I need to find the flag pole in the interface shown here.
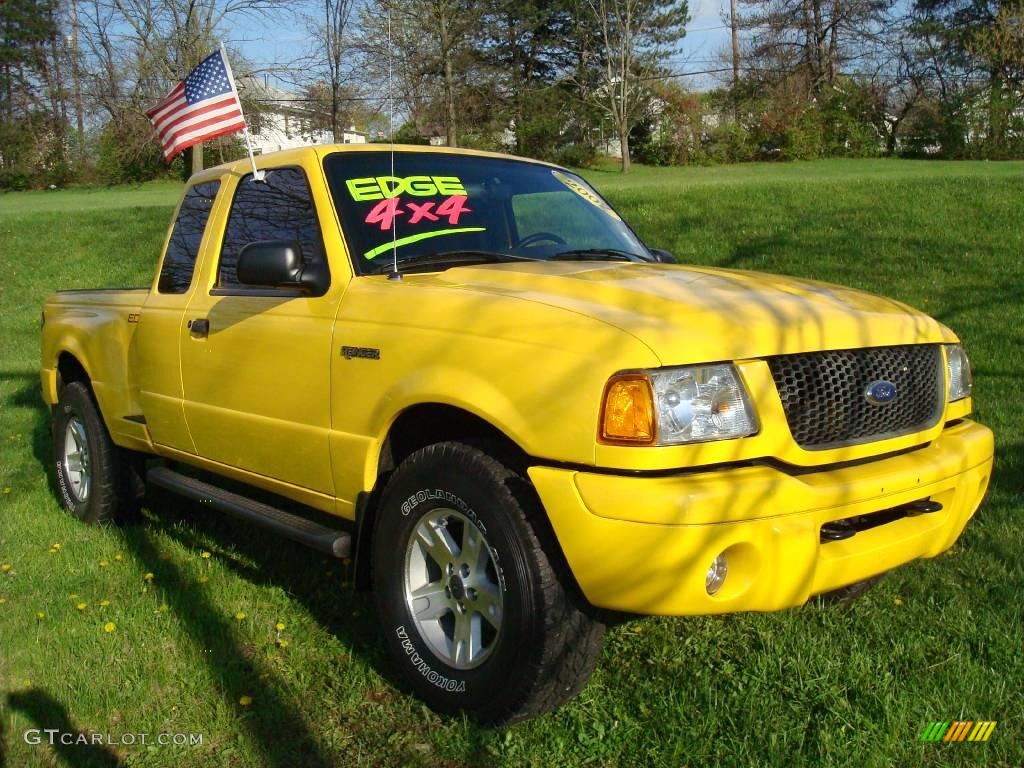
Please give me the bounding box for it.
[220,41,264,182]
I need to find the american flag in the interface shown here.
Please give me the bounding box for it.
[146,49,246,161]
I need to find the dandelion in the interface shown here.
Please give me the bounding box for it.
[239,695,253,706]
[0,597,7,605]
[103,622,116,633]
[35,611,45,621]
[200,551,211,559]
[99,559,109,568]
[143,573,154,582]
[48,548,58,555]
[1,564,10,573]
[894,598,904,606]
[277,639,289,649]
[197,575,209,584]
[76,603,87,611]
[51,543,62,551]
[99,599,110,607]
[2,488,10,494]
[275,622,285,631]
[235,612,247,621]
[114,554,123,562]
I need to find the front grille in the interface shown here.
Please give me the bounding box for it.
[768,345,944,450]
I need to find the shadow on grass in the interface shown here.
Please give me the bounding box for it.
[115,512,345,767]
[7,689,123,767]
[3,371,63,501]
[3,377,383,765]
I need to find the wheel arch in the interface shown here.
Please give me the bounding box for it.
[57,351,92,392]
[353,402,532,591]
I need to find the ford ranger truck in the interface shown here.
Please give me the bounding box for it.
[40,146,994,724]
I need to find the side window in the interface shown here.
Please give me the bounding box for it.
[158,181,220,294]
[217,168,326,290]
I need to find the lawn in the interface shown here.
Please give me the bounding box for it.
[1,159,1022,767]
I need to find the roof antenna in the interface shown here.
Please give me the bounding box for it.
[386,8,402,281]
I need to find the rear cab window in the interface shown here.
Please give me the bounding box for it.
[158,181,220,294]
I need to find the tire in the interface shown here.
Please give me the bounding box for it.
[371,441,605,724]
[52,381,142,524]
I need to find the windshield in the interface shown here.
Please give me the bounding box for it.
[322,150,648,274]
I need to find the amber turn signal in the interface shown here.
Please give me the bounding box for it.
[600,374,656,444]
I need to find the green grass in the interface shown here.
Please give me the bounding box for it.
[1,159,1022,766]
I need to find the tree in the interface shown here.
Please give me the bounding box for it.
[77,0,286,173]
[300,0,356,140]
[908,0,1024,155]
[576,0,689,171]
[360,0,482,147]
[0,0,69,186]
[473,0,575,155]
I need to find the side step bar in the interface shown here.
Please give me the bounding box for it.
[147,467,352,558]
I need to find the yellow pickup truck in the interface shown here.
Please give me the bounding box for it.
[40,145,993,724]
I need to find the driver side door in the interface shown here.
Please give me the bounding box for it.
[178,166,338,496]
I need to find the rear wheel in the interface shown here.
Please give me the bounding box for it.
[372,441,604,724]
[52,382,142,524]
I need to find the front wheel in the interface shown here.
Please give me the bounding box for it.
[52,382,142,524]
[372,442,604,724]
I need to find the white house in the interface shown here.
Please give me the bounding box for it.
[237,76,367,154]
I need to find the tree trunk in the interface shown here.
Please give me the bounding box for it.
[619,121,631,172]
[69,0,85,161]
[192,142,204,175]
[730,0,740,88]
[444,53,457,147]
[828,0,839,84]
[988,71,1006,153]
[885,123,898,155]
[331,85,339,140]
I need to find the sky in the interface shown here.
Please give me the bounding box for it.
[225,0,735,96]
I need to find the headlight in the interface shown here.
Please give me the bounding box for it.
[600,364,758,446]
[946,344,972,401]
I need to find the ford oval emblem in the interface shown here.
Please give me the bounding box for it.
[865,380,898,406]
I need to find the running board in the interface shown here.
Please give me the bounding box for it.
[147,467,352,558]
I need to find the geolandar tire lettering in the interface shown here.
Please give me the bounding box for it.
[372,441,605,725]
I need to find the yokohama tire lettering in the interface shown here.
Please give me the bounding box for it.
[396,626,466,692]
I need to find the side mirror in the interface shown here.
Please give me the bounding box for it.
[237,240,303,287]
[648,248,676,264]
[236,240,328,295]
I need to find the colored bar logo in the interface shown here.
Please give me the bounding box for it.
[920,721,997,742]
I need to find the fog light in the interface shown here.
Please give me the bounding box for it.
[705,554,728,595]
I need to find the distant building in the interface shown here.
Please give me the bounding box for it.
[237,76,367,154]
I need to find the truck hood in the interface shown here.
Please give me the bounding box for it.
[437,262,955,364]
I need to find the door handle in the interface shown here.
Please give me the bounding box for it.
[188,318,210,337]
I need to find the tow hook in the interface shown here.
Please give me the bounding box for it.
[820,498,944,543]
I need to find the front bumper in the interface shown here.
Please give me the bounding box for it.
[529,419,993,615]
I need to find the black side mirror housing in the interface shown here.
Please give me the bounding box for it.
[237,240,328,295]
[648,248,676,264]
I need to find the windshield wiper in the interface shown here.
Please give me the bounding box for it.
[551,248,652,263]
[368,250,541,274]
